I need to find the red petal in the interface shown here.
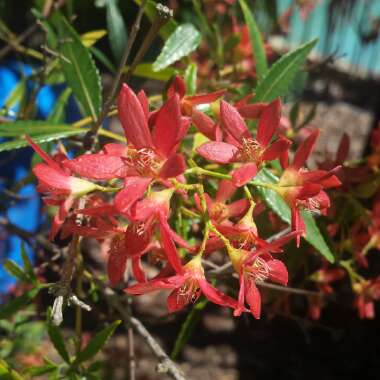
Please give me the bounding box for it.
[185,89,226,105]
[220,101,251,143]
[167,75,186,99]
[336,133,350,163]
[192,110,216,140]
[126,276,181,295]
[245,279,261,319]
[237,103,267,119]
[26,135,64,173]
[132,257,147,283]
[159,153,186,179]
[137,89,149,119]
[199,278,238,309]
[153,94,181,157]
[291,207,305,247]
[256,99,281,147]
[63,154,127,180]
[261,137,291,162]
[114,176,151,214]
[292,129,320,170]
[33,163,71,193]
[231,163,258,187]
[103,143,127,156]
[227,199,250,218]
[197,141,238,164]
[49,196,74,240]
[167,287,194,313]
[267,259,288,285]
[297,183,322,200]
[215,179,237,202]
[159,215,184,274]
[118,84,153,149]
[125,223,152,256]
[234,272,246,317]
[108,249,128,286]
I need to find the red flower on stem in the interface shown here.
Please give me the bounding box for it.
[197,99,291,186]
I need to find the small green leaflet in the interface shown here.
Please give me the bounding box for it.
[254,39,317,102]
[48,323,71,363]
[153,24,201,72]
[55,13,102,120]
[0,287,40,320]
[73,320,121,365]
[254,168,335,262]
[239,0,268,82]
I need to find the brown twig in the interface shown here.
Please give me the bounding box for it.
[84,0,148,150]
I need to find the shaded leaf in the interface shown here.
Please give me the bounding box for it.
[21,243,37,283]
[4,260,29,283]
[74,320,121,365]
[153,24,201,72]
[48,88,72,123]
[184,63,197,95]
[254,39,317,102]
[0,287,40,320]
[106,0,127,62]
[0,128,88,153]
[128,63,176,81]
[48,324,71,363]
[239,0,268,82]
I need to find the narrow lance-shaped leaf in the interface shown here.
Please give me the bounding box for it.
[239,0,268,82]
[254,38,317,102]
[4,260,30,283]
[74,320,121,365]
[184,63,197,95]
[55,13,102,120]
[106,0,127,62]
[48,87,72,123]
[0,287,40,319]
[254,168,335,263]
[48,323,71,363]
[153,24,201,72]
[21,242,37,283]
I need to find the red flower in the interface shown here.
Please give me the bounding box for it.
[194,179,249,224]
[228,232,297,318]
[126,254,238,313]
[26,135,99,239]
[197,99,291,186]
[273,130,341,246]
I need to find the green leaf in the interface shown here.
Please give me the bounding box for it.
[254,39,317,102]
[0,288,40,320]
[4,260,29,283]
[153,24,201,72]
[4,80,27,109]
[48,88,72,123]
[25,364,57,376]
[255,169,290,223]
[106,0,127,62]
[134,0,177,40]
[0,128,88,153]
[21,243,36,282]
[301,211,335,263]
[171,297,208,359]
[184,63,197,95]
[254,168,335,262]
[55,13,102,120]
[239,0,268,82]
[130,63,176,81]
[0,120,77,137]
[48,324,70,363]
[74,320,121,365]
[0,360,24,380]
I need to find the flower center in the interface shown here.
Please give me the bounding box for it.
[210,202,229,222]
[241,138,263,163]
[125,148,162,177]
[246,256,270,282]
[177,278,200,304]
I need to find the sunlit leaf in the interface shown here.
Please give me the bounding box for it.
[153,24,201,72]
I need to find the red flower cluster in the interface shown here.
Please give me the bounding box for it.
[29,77,339,319]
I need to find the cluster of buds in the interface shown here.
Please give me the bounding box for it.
[29,76,341,319]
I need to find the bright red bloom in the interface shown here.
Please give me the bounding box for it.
[274,130,341,246]
[126,254,238,313]
[26,135,99,239]
[197,99,291,186]
[194,179,249,224]
[227,232,297,318]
